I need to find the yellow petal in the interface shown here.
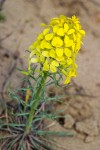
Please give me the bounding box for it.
[37,33,43,40]
[45,33,54,41]
[40,40,46,49]
[52,36,63,47]
[50,49,55,58]
[60,60,66,64]
[60,15,66,24]
[45,42,52,49]
[40,55,44,62]
[73,33,77,41]
[72,42,75,51]
[30,50,36,58]
[57,28,64,36]
[51,60,59,67]
[75,24,81,30]
[50,18,60,25]
[56,48,63,57]
[75,42,81,51]
[64,77,70,84]
[42,51,49,57]
[30,58,38,63]
[77,33,82,39]
[43,28,50,35]
[64,35,69,45]
[67,58,72,65]
[64,36,73,47]
[62,69,67,76]
[67,29,75,35]
[53,25,59,33]
[50,64,57,72]
[60,15,67,21]
[64,48,72,57]
[56,56,64,61]
[79,30,86,36]
[43,60,49,71]
[69,70,76,77]
[36,45,41,51]
[64,23,69,33]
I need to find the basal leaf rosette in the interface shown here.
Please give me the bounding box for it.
[29,15,85,84]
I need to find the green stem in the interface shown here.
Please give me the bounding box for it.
[25,72,47,135]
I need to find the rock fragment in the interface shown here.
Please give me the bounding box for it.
[64,114,75,129]
[85,136,95,143]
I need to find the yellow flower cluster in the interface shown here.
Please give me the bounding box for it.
[29,15,85,84]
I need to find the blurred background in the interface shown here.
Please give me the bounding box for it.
[0,0,100,149]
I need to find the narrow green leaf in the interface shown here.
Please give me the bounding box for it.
[36,130,74,137]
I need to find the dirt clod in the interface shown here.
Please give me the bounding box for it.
[76,119,99,136]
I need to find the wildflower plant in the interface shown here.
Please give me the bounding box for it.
[25,14,85,141]
[0,15,85,150]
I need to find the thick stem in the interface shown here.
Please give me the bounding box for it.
[25,72,47,135]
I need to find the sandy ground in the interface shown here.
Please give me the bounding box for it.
[0,0,100,149]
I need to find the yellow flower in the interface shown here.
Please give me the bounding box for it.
[29,15,85,84]
[71,15,79,24]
